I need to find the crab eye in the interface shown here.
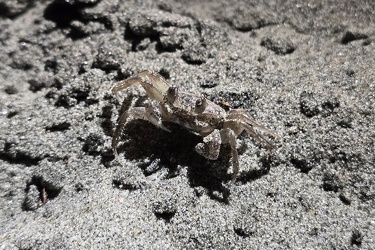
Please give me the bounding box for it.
[166,86,178,104]
[195,97,207,114]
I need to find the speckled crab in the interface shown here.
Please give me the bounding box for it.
[112,70,279,180]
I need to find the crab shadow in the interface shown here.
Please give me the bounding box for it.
[116,120,232,199]
[116,120,272,202]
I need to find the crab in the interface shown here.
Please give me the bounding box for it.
[111,70,279,180]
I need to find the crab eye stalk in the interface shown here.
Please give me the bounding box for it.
[166,86,178,104]
[195,97,207,114]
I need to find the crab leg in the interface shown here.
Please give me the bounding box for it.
[223,119,275,149]
[112,107,146,158]
[240,121,275,149]
[220,128,239,181]
[112,104,170,159]
[227,109,279,139]
[111,70,170,103]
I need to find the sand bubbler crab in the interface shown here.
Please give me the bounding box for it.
[112,70,279,180]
